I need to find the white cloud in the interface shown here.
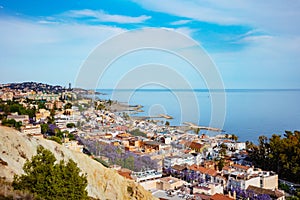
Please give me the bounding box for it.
[63,9,151,24]
[0,17,125,85]
[240,35,273,43]
[132,0,300,35]
[37,20,59,24]
[0,17,125,47]
[230,30,274,44]
[170,20,192,26]
[132,0,242,25]
[157,26,197,38]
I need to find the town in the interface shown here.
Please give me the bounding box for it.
[0,82,288,200]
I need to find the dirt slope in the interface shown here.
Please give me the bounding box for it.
[0,126,156,200]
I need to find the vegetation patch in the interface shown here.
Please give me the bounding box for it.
[249,131,300,184]
[13,145,88,200]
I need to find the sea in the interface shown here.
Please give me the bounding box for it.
[96,89,300,143]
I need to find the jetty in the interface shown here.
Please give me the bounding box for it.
[158,114,173,119]
[183,122,222,132]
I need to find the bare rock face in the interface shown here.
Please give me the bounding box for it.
[0,126,156,200]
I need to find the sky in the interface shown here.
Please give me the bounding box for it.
[0,0,300,89]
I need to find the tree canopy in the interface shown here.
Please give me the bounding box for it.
[13,145,88,200]
[64,102,72,110]
[0,100,36,118]
[1,118,22,130]
[66,122,76,128]
[249,131,300,184]
[129,128,147,137]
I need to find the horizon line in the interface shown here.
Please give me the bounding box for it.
[94,88,300,91]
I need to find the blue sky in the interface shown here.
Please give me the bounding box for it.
[1,0,300,89]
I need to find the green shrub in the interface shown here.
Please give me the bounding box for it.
[13,146,88,200]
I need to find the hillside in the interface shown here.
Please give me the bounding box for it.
[0,126,156,200]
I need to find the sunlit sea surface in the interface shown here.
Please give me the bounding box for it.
[96,89,300,143]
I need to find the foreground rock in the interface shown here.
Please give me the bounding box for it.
[0,126,156,200]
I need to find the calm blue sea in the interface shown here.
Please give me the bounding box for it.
[96,89,300,143]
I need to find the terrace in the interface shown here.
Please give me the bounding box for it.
[131,169,162,182]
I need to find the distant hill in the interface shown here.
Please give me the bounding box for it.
[0,126,156,200]
[1,81,66,93]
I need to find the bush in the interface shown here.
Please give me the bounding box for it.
[68,133,76,140]
[48,136,62,144]
[1,118,22,131]
[130,129,147,137]
[13,146,88,200]
[66,123,76,128]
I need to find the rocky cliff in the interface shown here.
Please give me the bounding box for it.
[0,126,156,200]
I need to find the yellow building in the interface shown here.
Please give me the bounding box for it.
[35,109,50,121]
[156,176,186,190]
[260,171,278,190]
[21,124,41,135]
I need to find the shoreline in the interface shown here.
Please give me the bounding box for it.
[108,100,223,132]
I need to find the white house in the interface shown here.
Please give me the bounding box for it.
[163,154,195,169]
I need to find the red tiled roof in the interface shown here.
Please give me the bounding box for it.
[188,164,207,174]
[184,149,191,153]
[188,165,217,176]
[194,193,211,200]
[247,185,284,198]
[233,164,250,170]
[204,160,215,165]
[172,164,187,171]
[206,169,218,176]
[116,133,131,138]
[188,164,197,170]
[222,166,230,171]
[211,193,234,200]
[188,142,203,150]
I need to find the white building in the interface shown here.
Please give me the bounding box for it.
[235,142,246,150]
[194,183,224,195]
[227,172,261,190]
[163,154,195,169]
[226,165,278,191]
[131,169,162,183]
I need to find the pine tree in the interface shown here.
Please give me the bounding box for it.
[13,145,88,200]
